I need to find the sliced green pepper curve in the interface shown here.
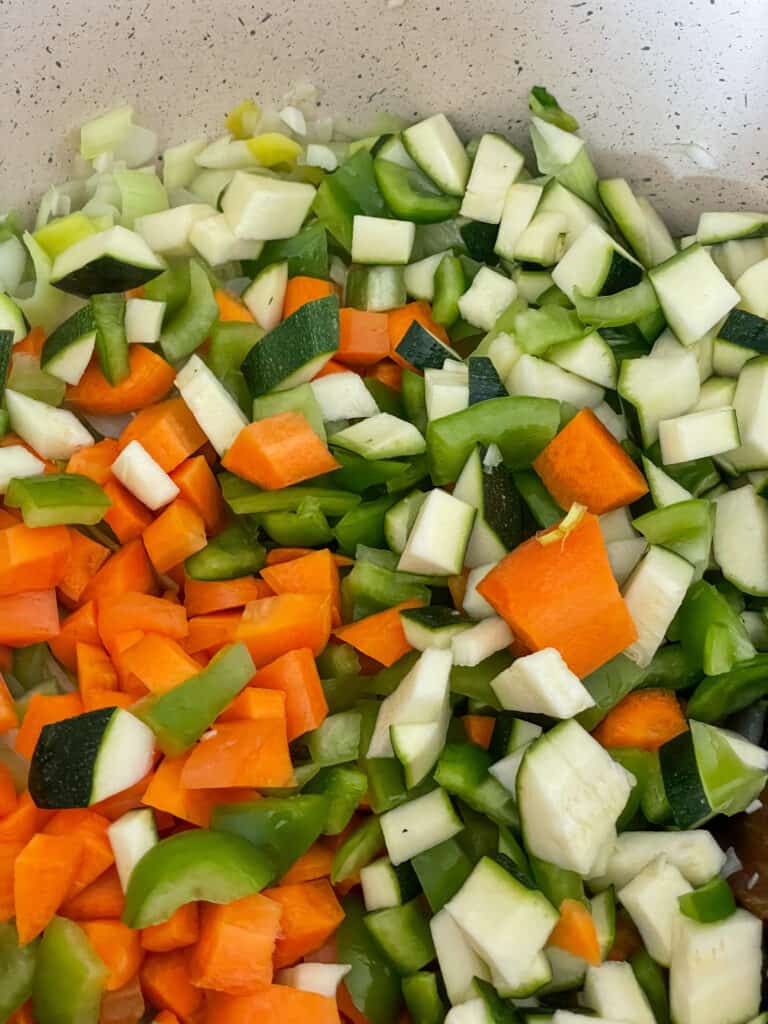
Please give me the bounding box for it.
[0,921,37,1021]
[123,829,275,928]
[5,473,111,527]
[337,893,403,1024]
[686,654,768,723]
[32,917,107,1024]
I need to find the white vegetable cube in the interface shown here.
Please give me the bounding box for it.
[458,267,517,332]
[506,354,604,408]
[111,440,179,511]
[175,354,248,456]
[5,389,94,461]
[125,298,166,345]
[588,830,727,891]
[462,563,497,620]
[582,962,656,1024]
[189,213,265,266]
[490,648,595,717]
[622,546,694,668]
[658,407,740,464]
[599,506,638,544]
[460,134,525,225]
[649,245,740,346]
[451,617,513,667]
[424,368,469,421]
[403,113,470,196]
[310,372,380,422]
[617,855,691,966]
[398,489,476,576]
[134,203,216,256]
[351,216,415,266]
[431,908,491,1006]
[380,787,463,864]
[274,963,351,998]
[305,144,338,172]
[0,446,45,493]
[552,224,640,302]
[607,538,648,587]
[404,251,450,302]
[222,172,316,241]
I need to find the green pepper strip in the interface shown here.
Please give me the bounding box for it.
[5,473,110,527]
[305,766,369,835]
[185,520,266,581]
[687,654,768,723]
[91,292,129,384]
[32,917,107,1024]
[337,893,403,1024]
[434,743,519,828]
[160,258,219,363]
[220,473,361,517]
[0,921,37,1021]
[332,816,384,885]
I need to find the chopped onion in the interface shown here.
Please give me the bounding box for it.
[280,106,307,137]
[720,846,743,878]
[0,236,27,293]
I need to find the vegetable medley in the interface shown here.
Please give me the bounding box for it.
[2,84,768,1024]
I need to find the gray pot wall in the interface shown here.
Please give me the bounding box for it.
[1,0,766,229]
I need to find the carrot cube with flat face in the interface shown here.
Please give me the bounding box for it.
[221,412,339,490]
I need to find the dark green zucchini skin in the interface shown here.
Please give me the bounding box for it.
[719,309,768,353]
[469,356,506,405]
[396,321,455,370]
[29,707,116,808]
[601,250,644,296]
[659,729,710,829]
[54,257,164,298]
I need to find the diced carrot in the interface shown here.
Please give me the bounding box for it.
[0,507,20,529]
[140,950,203,1020]
[0,590,60,646]
[0,791,48,844]
[222,412,339,491]
[184,576,270,617]
[170,456,226,534]
[463,715,495,750]
[152,1014,180,1024]
[49,601,100,671]
[14,326,46,356]
[283,277,335,318]
[0,763,16,815]
[279,841,334,885]
[313,358,349,379]
[261,548,341,626]
[43,808,115,899]
[366,359,402,391]
[58,531,111,607]
[447,571,468,611]
[68,345,176,415]
[81,920,144,991]
[264,879,344,968]
[76,641,119,708]
[333,599,423,667]
[217,687,286,723]
[120,635,201,695]
[477,512,638,678]
[99,975,145,1024]
[237,594,332,667]
[606,908,643,961]
[337,308,390,367]
[546,898,602,966]
[183,611,241,655]
[67,439,121,486]
[215,287,256,323]
[0,523,71,597]
[0,645,12,672]
[141,903,200,953]
[388,301,449,368]
[0,674,18,734]
[0,840,24,920]
[592,688,688,751]
[533,408,649,515]
[206,985,341,1024]
[81,540,157,605]
[15,692,84,760]
[104,479,154,544]
[143,500,207,575]
[265,547,354,568]
[142,755,257,828]
[15,833,83,943]
[181,719,293,789]
[255,648,328,741]
[7,1002,36,1024]
[187,893,282,993]
[98,592,188,650]
[119,398,207,474]
[88,689,135,711]
[60,864,125,920]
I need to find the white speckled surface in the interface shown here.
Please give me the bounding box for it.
[1,0,766,229]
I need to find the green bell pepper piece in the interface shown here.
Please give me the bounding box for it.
[450,652,511,708]
[633,499,714,566]
[609,747,672,825]
[337,893,402,1024]
[123,828,274,928]
[307,710,362,766]
[427,396,560,484]
[364,899,436,974]
[401,368,427,436]
[374,159,461,224]
[244,223,329,279]
[0,331,13,405]
[143,258,190,316]
[134,643,255,756]
[630,948,670,1024]
[326,449,412,493]
[411,837,473,912]
[529,85,580,132]
[184,521,266,580]
[402,972,446,1024]
[0,921,37,1021]
[686,654,768,723]
[365,378,403,418]
[512,469,563,528]
[529,853,586,907]
[91,292,129,384]
[33,916,107,1024]
[345,560,431,614]
[435,743,519,828]
[253,382,326,441]
[321,675,367,714]
[261,500,334,546]
[220,472,361,517]
[160,258,219,363]
[332,815,384,884]
[7,354,66,406]
[432,254,466,328]
[385,456,429,494]
[645,442,721,497]
[313,149,388,252]
[0,408,9,438]
[498,825,531,876]
[364,758,436,815]
[211,794,328,878]
[677,580,755,675]
[678,875,736,923]
[360,652,420,698]
[335,495,400,555]
[305,765,369,835]
[455,800,498,863]
[317,643,361,679]
[13,642,72,691]
[5,473,110,527]
[207,320,264,377]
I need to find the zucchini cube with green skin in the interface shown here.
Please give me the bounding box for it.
[617,854,692,966]
[430,907,491,1006]
[397,488,475,576]
[649,244,740,346]
[587,829,727,892]
[491,648,594,718]
[380,787,463,865]
[175,354,248,456]
[222,171,316,241]
[29,707,155,809]
[460,133,526,225]
[351,215,415,265]
[445,856,559,995]
[49,225,165,297]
